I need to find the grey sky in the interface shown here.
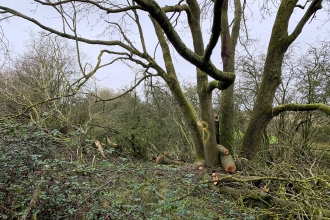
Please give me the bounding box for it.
[1,0,328,91]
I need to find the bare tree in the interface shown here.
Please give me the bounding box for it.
[0,33,88,130]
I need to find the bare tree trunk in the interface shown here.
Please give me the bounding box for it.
[200,88,220,166]
[219,0,241,155]
[187,0,220,166]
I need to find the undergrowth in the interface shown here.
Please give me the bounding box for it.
[0,120,329,219]
[0,120,253,219]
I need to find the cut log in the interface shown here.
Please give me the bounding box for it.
[155,156,163,164]
[220,154,236,173]
[217,144,229,155]
[153,156,182,165]
[217,144,236,172]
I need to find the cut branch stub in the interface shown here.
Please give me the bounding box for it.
[217,144,229,155]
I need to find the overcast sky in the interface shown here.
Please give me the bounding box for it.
[1,0,329,91]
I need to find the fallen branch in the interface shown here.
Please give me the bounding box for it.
[203,173,330,185]
[210,173,261,184]
[202,173,330,218]
[218,186,330,218]
[106,137,121,148]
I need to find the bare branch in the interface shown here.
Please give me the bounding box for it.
[0,92,76,121]
[204,0,224,62]
[92,74,159,102]
[162,4,189,13]
[296,0,311,9]
[0,6,142,56]
[104,20,139,52]
[287,0,323,45]
[34,0,145,13]
[70,49,108,91]
[272,103,330,118]
[206,80,231,92]
[151,17,177,78]
[131,1,147,54]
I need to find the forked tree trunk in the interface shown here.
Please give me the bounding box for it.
[242,38,286,159]
[241,0,323,159]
